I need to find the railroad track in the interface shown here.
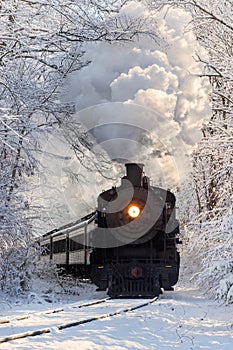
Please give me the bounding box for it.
[0,297,109,325]
[0,297,158,344]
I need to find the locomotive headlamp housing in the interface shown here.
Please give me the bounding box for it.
[128,204,141,218]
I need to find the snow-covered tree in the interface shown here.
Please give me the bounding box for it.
[150,0,233,302]
[0,0,161,294]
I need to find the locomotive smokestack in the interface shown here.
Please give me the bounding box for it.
[125,163,144,187]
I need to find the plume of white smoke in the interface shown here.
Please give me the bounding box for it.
[41,2,211,226]
[64,4,210,169]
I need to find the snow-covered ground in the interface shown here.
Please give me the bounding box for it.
[0,277,232,350]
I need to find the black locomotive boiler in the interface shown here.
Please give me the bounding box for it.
[89,163,180,298]
[40,163,180,298]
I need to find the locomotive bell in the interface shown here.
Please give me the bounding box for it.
[124,163,144,187]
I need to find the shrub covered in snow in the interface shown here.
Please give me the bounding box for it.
[216,273,233,304]
[181,212,233,304]
[0,242,39,296]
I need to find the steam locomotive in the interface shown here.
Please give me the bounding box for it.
[40,163,180,298]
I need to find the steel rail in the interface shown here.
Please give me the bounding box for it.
[0,297,109,325]
[0,297,158,344]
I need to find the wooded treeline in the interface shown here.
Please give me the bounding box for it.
[0,0,232,302]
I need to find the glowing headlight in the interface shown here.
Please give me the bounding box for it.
[128,205,141,218]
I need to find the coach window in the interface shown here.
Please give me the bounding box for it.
[53,239,66,253]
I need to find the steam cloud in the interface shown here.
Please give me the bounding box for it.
[41,3,211,227]
[63,3,210,182]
